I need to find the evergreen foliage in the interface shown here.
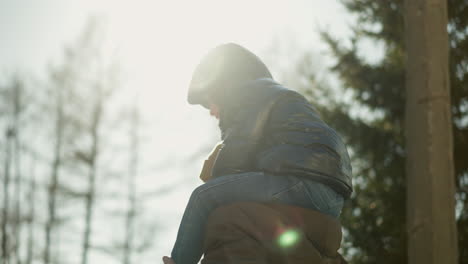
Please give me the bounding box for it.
[311,0,468,263]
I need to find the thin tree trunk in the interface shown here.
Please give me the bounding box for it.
[44,86,64,264]
[25,153,36,264]
[123,105,139,264]
[404,0,458,263]
[2,128,14,264]
[81,167,97,264]
[122,155,136,264]
[12,81,23,264]
[13,132,22,264]
[81,99,102,264]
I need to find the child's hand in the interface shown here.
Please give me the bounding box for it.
[162,256,175,264]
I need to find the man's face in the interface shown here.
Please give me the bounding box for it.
[209,103,220,120]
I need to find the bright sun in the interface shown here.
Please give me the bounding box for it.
[93,0,279,110]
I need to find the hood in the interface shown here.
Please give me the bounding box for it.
[187,43,273,109]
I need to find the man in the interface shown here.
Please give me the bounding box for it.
[163,43,352,264]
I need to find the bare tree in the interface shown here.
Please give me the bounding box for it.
[2,77,28,264]
[38,18,112,264]
[404,0,458,263]
[70,19,120,264]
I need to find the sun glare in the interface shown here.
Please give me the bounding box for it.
[83,0,287,107]
[277,229,302,249]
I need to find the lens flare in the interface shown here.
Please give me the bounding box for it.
[277,229,300,248]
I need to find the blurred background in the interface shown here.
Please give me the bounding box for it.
[0,0,467,263]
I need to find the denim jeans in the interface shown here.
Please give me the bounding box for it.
[170,172,344,264]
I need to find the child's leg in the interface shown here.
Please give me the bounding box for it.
[274,178,345,218]
[170,172,343,264]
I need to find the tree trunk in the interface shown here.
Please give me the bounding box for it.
[12,80,23,264]
[25,153,36,264]
[123,104,139,264]
[81,97,102,264]
[81,168,96,264]
[2,128,14,264]
[404,0,458,263]
[44,85,64,264]
[13,126,22,264]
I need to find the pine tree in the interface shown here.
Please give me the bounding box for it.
[312,0,468,263]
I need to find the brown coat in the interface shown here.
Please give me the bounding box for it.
[201,202,347,264]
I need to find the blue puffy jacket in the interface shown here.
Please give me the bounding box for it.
[211,78,353,198]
